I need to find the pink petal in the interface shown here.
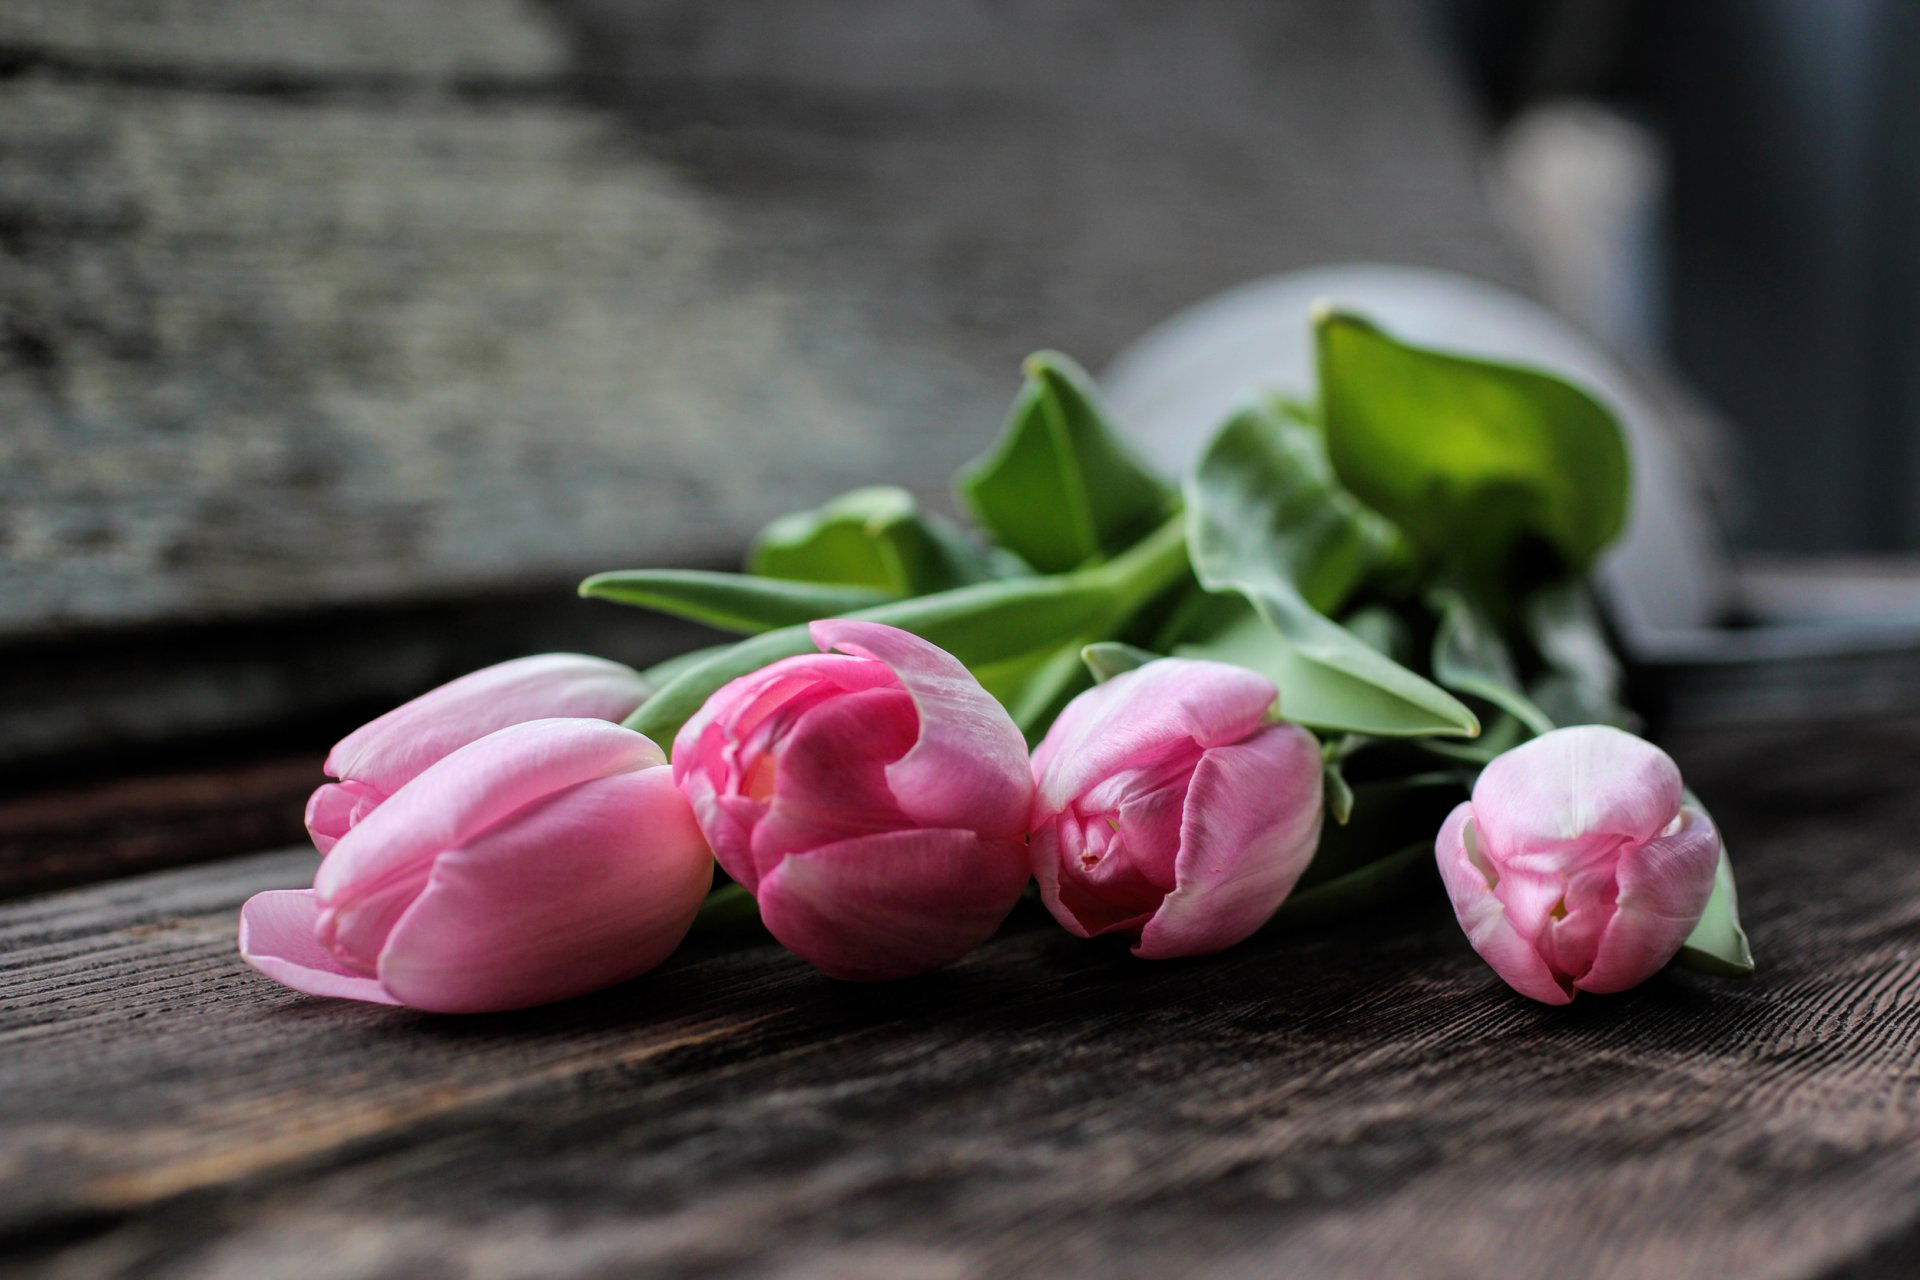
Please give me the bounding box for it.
[1031,660,1279,817]
[1434,804,1573,1005]
[1135,723,1323,959]
[1095,743,1203,892]
[305,780,384,855]
[237,889,401,1006]
[1535,858,1620,985]
[1032,810,1163,940]
[757,826,1031,981]
[315,719,666,966]
[748,686,917,879]
[810,620,1032,839]
[1577,804,1723,994]
[1471,725,1684,873]
[327,654,652,794]
[378,767,713,1013]
[671,653,894,891]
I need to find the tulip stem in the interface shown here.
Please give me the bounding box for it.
[691,880,761,931]
[1087,510,1191,617]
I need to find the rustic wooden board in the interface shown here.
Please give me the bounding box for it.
[0,0,1527,768]
[0,0,1523,643]
[3,716,1918,1278]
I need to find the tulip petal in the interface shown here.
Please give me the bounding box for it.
[810,620,1032,838]
[1434,805,1573,1005]
[758,826,1030,981]
[316,719,666,966]
[1031,659,1279,815]
[305,780,384,855]
[1577,804,1723,994]
[327,654,652,795]
[238,889,401,1006]
[671,654,895,891]
[377,768,713,1013]
[1471,725,1684,870]
[749,686,917,878]
[1032,811,1161,940]
[1135,724,1323,959]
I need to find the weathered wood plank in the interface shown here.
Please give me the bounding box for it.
[0,0,1525,767]
[2,717,1917,1278]
[0,0,1523,645]
[0,754,314,899]
[0,0,565,81]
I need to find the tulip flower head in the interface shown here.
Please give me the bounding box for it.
[242,718,711,1013]
[1436,724,1722,1005]
[672,620,1033,981]
[1029,658,1324,959]
[305,654,653,853]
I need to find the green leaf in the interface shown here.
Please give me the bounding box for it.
[994,643,1094,740]
[626,572,1123,748]
[1323,757,1355,826]
[1080,641,1162,682]
[1274,769,1469,926]
[1276,842,1437,927]
[1295,771,1466,892]
[1675,835,1755,977]
[639,643,732,689]
[1430,587,1557,737]
[1341,605,1416,668]
[625,628,815,745]
[1414,713,1529,767]
[1187,401,1394,614]
[690,882,763,932]
[1524,579,1632,729]
[750,485,1000,594]
[1316,309,1631,581]
[579,569,896,634]
[1184,406,1478,738]
[958,351,1172,574]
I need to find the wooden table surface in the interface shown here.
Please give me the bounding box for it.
[5,715,1919,1280]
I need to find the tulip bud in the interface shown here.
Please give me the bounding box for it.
[306,654,652,853]
[1435,724,1721,1004]
[672,620,1033,981]
[1029,658,1324,959]
[241,718,711,1013]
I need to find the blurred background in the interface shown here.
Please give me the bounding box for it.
[3,0,1914,889]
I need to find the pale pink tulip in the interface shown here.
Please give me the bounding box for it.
[1029,659,1324,959]
[306,654,651,853]
[672,620,1032,981]
[1436,724,1721,1004]
[242,718,711,1013]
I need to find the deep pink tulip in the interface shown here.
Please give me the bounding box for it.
[672,620,1032,981]
[1029,659,1324,959]
[305,654,652,853]
[241,718,711,1013]
[1436,724,1721,1005]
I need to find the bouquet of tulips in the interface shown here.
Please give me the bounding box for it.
[240,307,1754,1013]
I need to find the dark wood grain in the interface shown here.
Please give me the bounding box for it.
[2,716,1918,1279]
[0,755,314,900]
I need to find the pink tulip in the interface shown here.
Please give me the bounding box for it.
[241,718,711,1013]
[1435,724,1722,1005]
[672,620,1032,981]
[1028,659,1324,959]
[306,654,652,853]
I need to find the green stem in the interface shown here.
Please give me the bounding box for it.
[1087,509,1190,616]
[690,880,761,931]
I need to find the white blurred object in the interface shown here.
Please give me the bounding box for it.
[1489,100,1667,356]
[1099,264,1920,724]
